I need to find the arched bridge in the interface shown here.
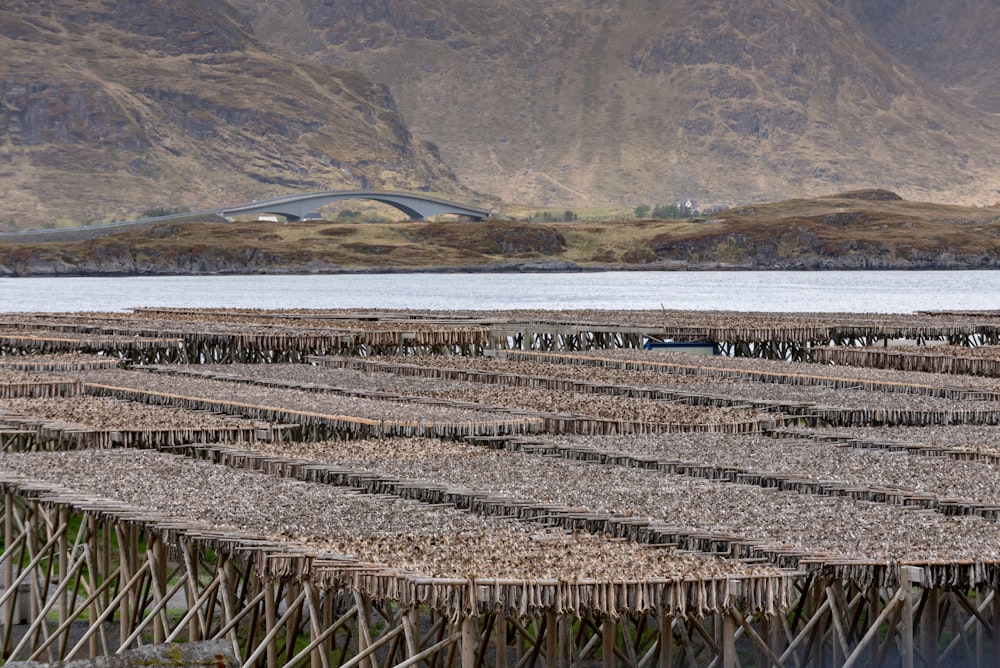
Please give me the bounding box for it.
[0,190,492,244]
[221,190,491,222]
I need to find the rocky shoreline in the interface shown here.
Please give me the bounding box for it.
[3,255,1000,277]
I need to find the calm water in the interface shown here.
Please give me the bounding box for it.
[0,271,997,313]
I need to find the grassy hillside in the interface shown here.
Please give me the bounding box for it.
[3,191,999,275]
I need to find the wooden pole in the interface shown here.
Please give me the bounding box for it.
[151,532,167,645]
[545,612,557,668]
[462,616,477,668]
[403,607,420,663]
[922,587,939,668]
[558,614,572,668]
[993,590,1000,668]
[901,567,919,668]
[265,580,278,668]
[354,591,373,668]
[659,614,673,668]
[496,613,509,668]
[722,610,737,668]
[57,507,68,660]
[4,493,14,656]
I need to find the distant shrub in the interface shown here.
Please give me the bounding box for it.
[652,203,678,219]
[532,210,577,223]
[141,206,190,219]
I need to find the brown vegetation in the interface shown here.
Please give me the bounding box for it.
[2,191,999,274]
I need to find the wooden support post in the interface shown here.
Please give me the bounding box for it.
[722,611,737,668]
[901,567,920,668]
[496,613,509,668]
[354,591,373,668]
[26,501,39,654]
[810,583,825,668]
[603,620,615,668]
[57,507,68,659]
[462,616,477,668]
[659,615,673,668]
[558,614,572,668]
[546,612,557,668]
[922,587,939,668]
[869,586,882,668]
[977,591,987,668]
[993,590,1000,668]
[323,589,335,668]
[114,524,131,652]
[403,607,420,663]
[284,583,304,666]
[151,532,167,645]
[219,556,242,661]
[265,581,279,668]
[2,493,12,657]
[183,543,201,643]
[768,613,783,663]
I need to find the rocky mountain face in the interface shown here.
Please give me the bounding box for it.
[832,0,1000,113]
[0,0,465,228]
[231,0,1000,209]
[3,0,999,230]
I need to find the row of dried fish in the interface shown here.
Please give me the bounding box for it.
[0,330,182,354]
[71,369,542,442]
[0,353,120,371]
[8,308,1000,344]
[305,355,1000,415]
[811,345,1000,377]
[0,368,80,386]
[854,344,1000,360]
[0,395,268,431]
[0,449,776,583]
[0,369,82,399]
[788,424,1000,457]
[0,312,490,342]
[587,347,1000,389]
[76,369,521,423]
[117,306,1000,333]
[155,364,761,428]
[235,436,1000,567]
[536,432,1000,508]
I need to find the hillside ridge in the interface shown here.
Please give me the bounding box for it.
[4,191,1000,276]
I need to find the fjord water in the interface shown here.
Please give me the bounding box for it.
[0,271,997,314]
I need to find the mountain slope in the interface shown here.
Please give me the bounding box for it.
[0,0,465,229]
[833,0,1000,113]
[231,0,1000,209]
